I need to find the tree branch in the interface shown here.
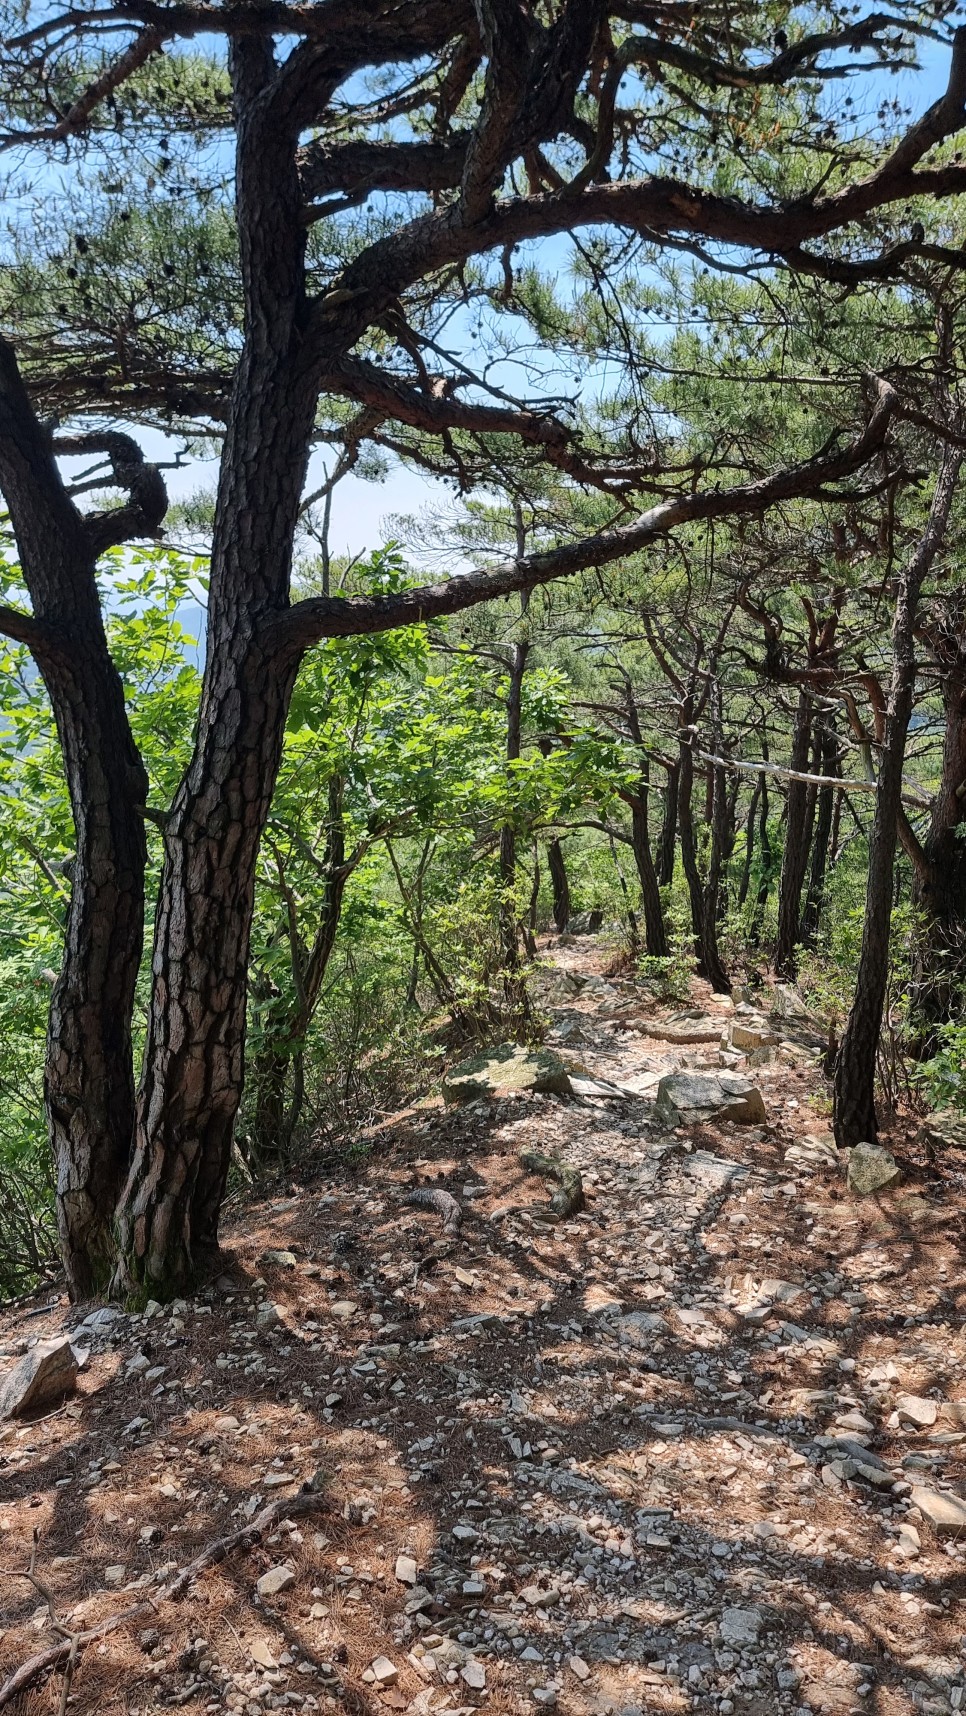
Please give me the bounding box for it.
[267,376,896,661]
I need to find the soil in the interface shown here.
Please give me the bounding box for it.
[1,936,965,1716]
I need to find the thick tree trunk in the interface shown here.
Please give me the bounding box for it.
[547,838,571,931]
[834,442,963,1147]
[774,691,813,977]
[113,37,321,1292]
[0,339,156,1298]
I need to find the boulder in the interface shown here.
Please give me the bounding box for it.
[654,1070,766,1127]
[443,1043,572,1104]
[846,1142,902,1196]
[568,910,604,934]
[0,1336,79,1420]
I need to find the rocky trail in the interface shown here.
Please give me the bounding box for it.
[2,937,966,1716]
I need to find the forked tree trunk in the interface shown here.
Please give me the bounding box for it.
[0,339,157,1298]
[834,441,963,1147]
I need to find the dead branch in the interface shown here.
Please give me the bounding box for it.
[0,1486,332,1709]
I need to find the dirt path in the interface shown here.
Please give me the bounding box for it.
[2,938,966,1716]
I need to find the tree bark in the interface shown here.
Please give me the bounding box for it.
[113,36,321,1292]
[678,734,730,992]
[834,439,963,1147]
[774,690,813,977]
[620,693,668,956]
[0,338,161,1298]
[499,591,530,977]
[547,838,571,931]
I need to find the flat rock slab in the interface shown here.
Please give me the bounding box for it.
[910,1485,966,1536]
[655,1071,765,1127]
[638,1014,724,1044]
[846,1141,902,1195]
[443,1043,572,1104]
[0,1337,79,1420]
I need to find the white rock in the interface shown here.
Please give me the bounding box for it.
[371,1657,399,1686]
[720,1607,763,1646]
[395,1554,418,1585]
[257,1564,296,1597]
[910,1486,966,1536]
[896,1393,938,1428]
[0,1337,79,1420]
[461,1660,486,1690]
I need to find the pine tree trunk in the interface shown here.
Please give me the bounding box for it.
[113,36,321,1292]
[499,624,530,975]
[774,691,813,977]
[656,762,678,887]
[678,738,730,992]
[834,442,963,1147]
[547,839,571,931]
[749,779,773,948]
[800,726,838,948]
[0,338,153,1298]
[737,780,761,908]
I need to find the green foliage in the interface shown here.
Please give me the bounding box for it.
[913,1023,966,1115]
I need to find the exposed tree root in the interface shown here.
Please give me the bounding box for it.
[405,1187,462,1235]
[0,1486,332,1709]
[519,1148,585,1218]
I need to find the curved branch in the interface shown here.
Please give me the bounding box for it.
[53,431,167,552]
[267,376,897,661]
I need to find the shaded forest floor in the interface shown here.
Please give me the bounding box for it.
[2,936,966,1716]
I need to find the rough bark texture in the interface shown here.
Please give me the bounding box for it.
[834,440,963,1148]
[113,37,319,1292]
[0,338,161,1297]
